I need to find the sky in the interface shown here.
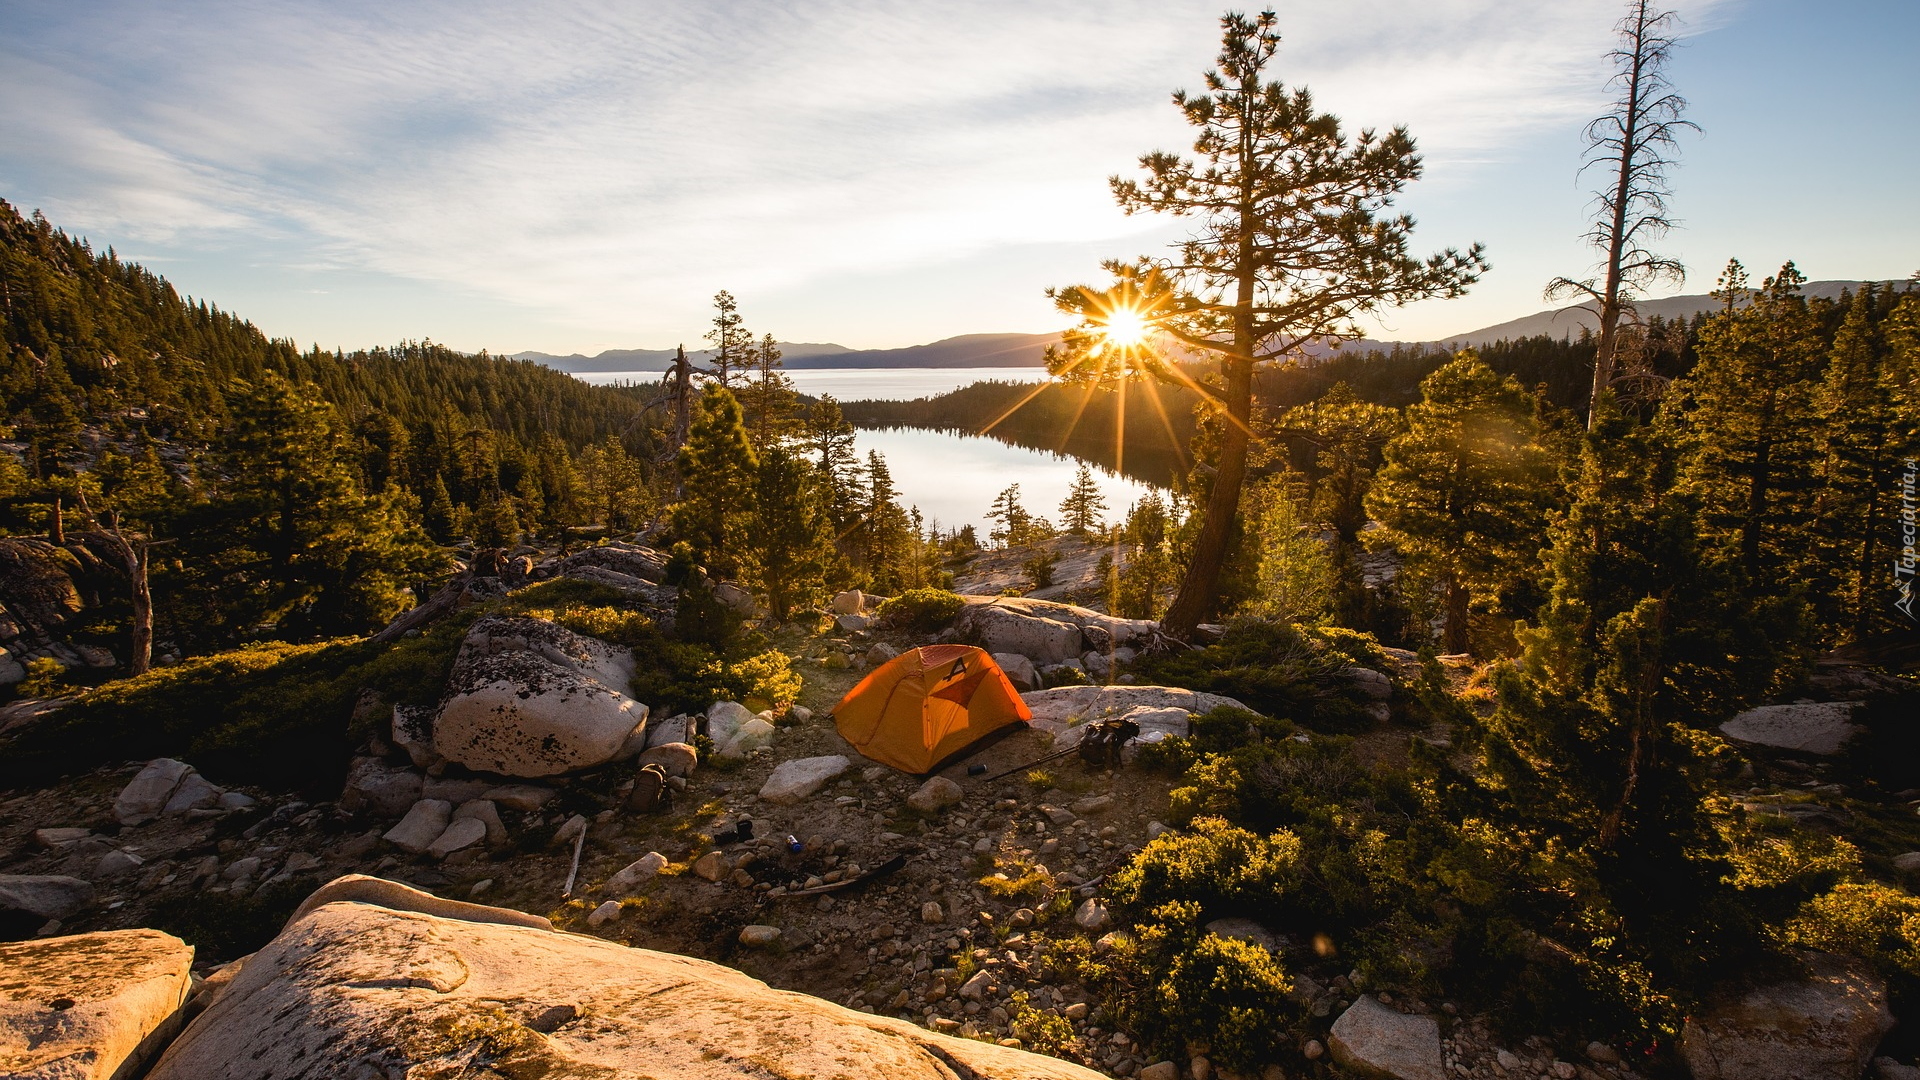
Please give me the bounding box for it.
[2,0,1914,355]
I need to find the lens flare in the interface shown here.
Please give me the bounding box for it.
[1100,306,1152,349]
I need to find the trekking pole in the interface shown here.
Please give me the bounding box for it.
[977,743,1080,785]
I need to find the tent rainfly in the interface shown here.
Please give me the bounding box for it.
[833,645,1031,774]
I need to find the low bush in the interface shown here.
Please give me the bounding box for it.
[1786,882,1920,980]
[876,587,965,633]
[1108,816,1302,917]
[1131,619,1379,731]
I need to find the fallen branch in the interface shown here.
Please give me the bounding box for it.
[777,854,907,897]
[561,826,587,898]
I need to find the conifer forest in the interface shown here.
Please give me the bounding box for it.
[1,4,1916,1080]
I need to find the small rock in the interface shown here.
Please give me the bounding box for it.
[385,799,454,854]
[1008,908,1034,928]
[739,925,781,947]
[1064,1002,1089,1020]
[162,772,224,814]
[1893,852,1920,873]
[551,814,588,848]
[95,849,145,877]
[606,852,668,893]
[866,642,900,666]
[452,799,507,845]
[759,755,851,804]
[958,970,993,1000]
[1146,820,1170,839]
[717,717,777,759]
[113,758,195,825]
[222,857,262,882]
[587,900,622,926]
[836,614,871,633]
[1303,1039,1325,1060]
[1551,1062,1577,1079]
[427,816,488,859]
[921,901,945,924]
[832,589,867,615]
[1329,996,1444,1080]
[635,742,698,778]
[1141,1063,1178,1080]
[1495,1049,1520,1070]
[692,851,729,882]
[788,705,813,724]
[216,791,257,811]
[1075,791,1121,814]
[1074,898,1109,931]
[1189,1056,1212,1080]
[1584,1041,1620,1064]
[0,875,94,921]
[482,784,555,811]
[908,776,965,814]
[33,827,90,848]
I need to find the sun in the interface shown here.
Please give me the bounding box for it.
[1099,305,1152,349]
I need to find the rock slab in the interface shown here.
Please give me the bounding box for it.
[146,881,1105,1080]
[1720,702,1863,757]
[1682,952,1894,1080]
[759,755,851,804]
[1,928,194,1080]
[1329,995,1446,1080]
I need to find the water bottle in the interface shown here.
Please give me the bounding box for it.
[786,834,804,854]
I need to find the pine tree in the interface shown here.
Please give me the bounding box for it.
[1244,473,1332,625]
[1059,463,1108,535]
[705,290,753,391]
[1270,381,1404,543]
[1366,352,1559,654]
[860,450,913,592]
[986,485,1030,548]
[1660,262,1826,587]
[1809,285,1913,638]
[751,445,836,621]
[1046,11,1485,636]
[672,385,758,575]
[804,395,864,528]
[740,332,799,453]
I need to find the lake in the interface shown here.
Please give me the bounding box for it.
[850,426,1160,535]
[573,366,1042,401]
[568,366,1162,533]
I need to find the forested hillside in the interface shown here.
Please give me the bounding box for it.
[0,199,676,647]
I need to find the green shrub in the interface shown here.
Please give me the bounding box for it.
[1131,620,1373,731]
[628,642,801,715]
[1154,933,1296,1069]
[876,587,965,633]
[0,617,474,792]
[1022,550,1060,589]
[1108,816,1302,916]
[1786,882,1920,979]
[17,657,71,699]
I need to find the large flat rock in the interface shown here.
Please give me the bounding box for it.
[1682,952,1893,1080]
[147,878,1105,1080]
[1,928,194,1080]
[1020,685,1250,747]
[1720,702,1863,756]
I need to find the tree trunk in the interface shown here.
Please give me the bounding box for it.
[1161,355,1253,638]
[127,541,152,676]
[49,495,64,545]
[1445,574,1471,655]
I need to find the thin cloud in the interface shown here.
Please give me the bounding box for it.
[0,0,1741,346]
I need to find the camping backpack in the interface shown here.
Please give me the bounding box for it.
[1078,716,1141,770]
[626,763,671,814]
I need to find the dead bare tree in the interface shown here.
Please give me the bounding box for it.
[1547,0,1697,428]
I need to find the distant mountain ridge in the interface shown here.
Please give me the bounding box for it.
[515,281,1905,373]
[513,332,1061,374]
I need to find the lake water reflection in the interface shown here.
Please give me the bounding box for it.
[851,426,1159,535]
[569,367,1160,533]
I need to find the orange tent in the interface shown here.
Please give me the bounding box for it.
[833,645,1032,774]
